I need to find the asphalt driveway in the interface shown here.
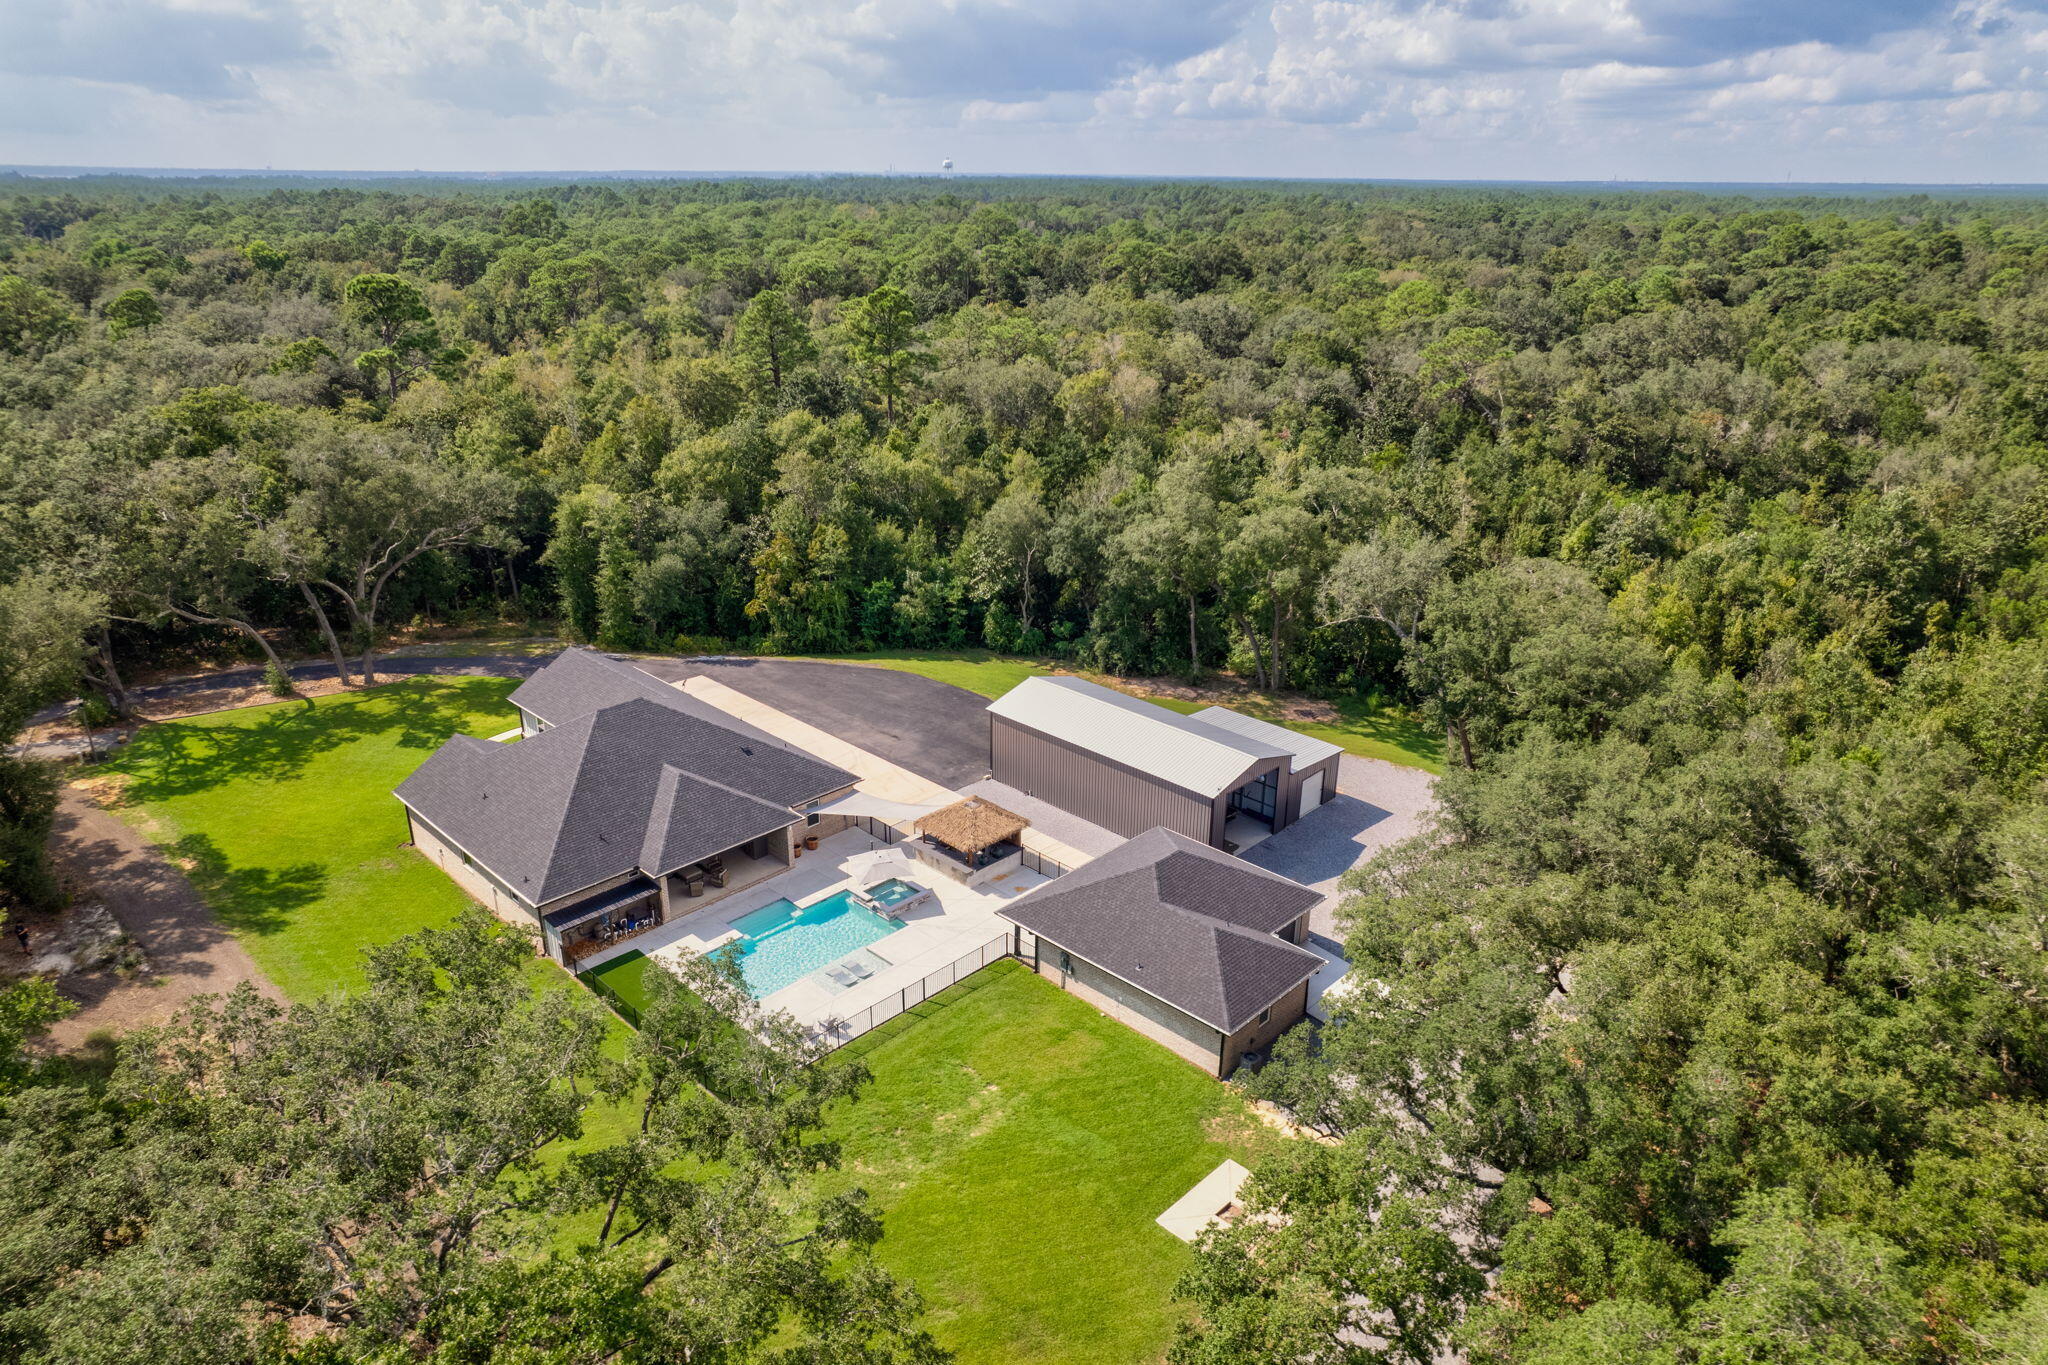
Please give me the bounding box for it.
[629,657,992,790]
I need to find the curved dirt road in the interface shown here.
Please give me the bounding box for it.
[40,789,284,1049]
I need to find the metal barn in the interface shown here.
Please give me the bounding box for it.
[985,677,1342,850]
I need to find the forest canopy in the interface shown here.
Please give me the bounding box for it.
[2,175,2048,1360]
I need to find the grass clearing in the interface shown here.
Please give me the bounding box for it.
[825,649,1057,700]
[98,676,522,1000]
[1145,690,1444,772]
[824,961,1280,1365]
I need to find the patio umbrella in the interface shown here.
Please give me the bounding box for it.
[844,848,919,887]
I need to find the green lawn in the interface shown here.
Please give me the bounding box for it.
[825,649,1444,773]
[97,676,646,1158]
[824,961,1279,1365]
[1145,690,1444,772]
[100,676,522,1000]
[92,680,1291,1361]
[582,949,658,1026]
[825,649,1058,701]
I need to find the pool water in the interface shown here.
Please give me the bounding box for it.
[864,877,923,909]
[726,891,901,998]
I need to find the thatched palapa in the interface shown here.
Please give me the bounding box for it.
[915,797,1027,856]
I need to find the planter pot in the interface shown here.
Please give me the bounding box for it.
[804,834,820,851]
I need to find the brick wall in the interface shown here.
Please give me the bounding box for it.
[406,810,538,930]
[1026,932,1227,1074]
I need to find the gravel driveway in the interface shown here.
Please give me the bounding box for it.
[1238,755,1439,937]
[27,653,550,728]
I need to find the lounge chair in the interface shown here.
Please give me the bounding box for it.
[825,964,858,988]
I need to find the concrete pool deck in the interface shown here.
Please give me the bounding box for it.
[575,827,1048,1040]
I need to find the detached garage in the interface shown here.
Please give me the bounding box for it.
[1182,705,1343,830]
[1001,827,1325,1077]
[986,676,1340,850]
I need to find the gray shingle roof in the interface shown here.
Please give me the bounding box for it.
[1000,827,1323,1033]
[509,646,690,724]
[986,676,1289,798]
[509,649,796,752]
[396,695,856,905]
[639,766,804,876]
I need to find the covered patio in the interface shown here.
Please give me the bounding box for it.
[549,830,796,966]
[546,878,662,966]
[912,796,1028,884]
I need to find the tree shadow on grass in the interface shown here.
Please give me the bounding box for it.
[376,681,473,754]
[162,832,327,937]
[1329,696,1446,768]
[111,679,510,803]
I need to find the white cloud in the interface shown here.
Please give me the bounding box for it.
[3,0,2044,180]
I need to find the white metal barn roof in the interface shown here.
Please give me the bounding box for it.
[1187,705,1345,773]
[986,676,1288,798]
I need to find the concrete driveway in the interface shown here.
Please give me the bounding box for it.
[1238,755,1439,936]
[632,657,991,790]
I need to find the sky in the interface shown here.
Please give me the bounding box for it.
[3,0,2046,184]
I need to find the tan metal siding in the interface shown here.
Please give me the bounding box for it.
[990,714,1221,843]
[1277,752,1342,831]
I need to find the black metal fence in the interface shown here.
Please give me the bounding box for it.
[580,968,642,1029]
[851,815,906,844]
[809,932,1015,1048]
[852,813,1071,880]
[1018,846,1070,877]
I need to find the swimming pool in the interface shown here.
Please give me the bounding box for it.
[725,891,901,998]
[862,877,925,910]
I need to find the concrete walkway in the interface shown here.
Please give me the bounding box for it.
[677,675,1100,870]
[39,789,284,1049]
[955,778,1124,860]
